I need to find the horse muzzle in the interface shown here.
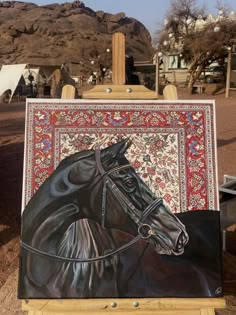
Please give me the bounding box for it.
[152,227,189,256]
[173,230,189,255]
[139,199,189,256]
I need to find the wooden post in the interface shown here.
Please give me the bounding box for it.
[225,47,232,98]
[112,32,126,85]
[83,33,157,99]
[61,84,76,99]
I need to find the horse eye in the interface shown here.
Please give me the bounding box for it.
[123,178,136,188]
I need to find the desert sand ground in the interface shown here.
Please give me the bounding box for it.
[0,86,236,314]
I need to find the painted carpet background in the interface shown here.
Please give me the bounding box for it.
[22,99,218,212]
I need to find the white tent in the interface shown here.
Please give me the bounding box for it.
[0,64,27,102]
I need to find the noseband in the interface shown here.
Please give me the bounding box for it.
[21,146,163,263]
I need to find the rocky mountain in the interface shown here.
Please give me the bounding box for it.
[0,1,154,75]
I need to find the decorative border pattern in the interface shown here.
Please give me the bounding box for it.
[22,100,219,213]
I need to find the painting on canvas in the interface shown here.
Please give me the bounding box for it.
[18,99,222,298]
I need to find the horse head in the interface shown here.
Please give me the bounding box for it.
[64,138,189,256]
[22,138,188,260]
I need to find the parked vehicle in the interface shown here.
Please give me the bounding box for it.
[200,65,225,83]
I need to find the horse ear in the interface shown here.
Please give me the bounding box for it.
[102,138,132,159]
[118,138,132,156]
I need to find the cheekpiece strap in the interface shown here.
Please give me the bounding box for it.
[95,146,106,177]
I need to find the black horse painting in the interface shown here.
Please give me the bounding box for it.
[18,139,222,298]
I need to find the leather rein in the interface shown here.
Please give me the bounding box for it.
[20,146,163,263]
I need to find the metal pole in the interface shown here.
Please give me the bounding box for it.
[155,54,159,98]
[225,47,232,98]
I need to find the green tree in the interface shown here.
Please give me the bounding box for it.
[155,0,236,92]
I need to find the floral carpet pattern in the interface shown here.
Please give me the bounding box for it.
[23,100,218,213]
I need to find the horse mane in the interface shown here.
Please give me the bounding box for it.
[53,219,119,296]
[56,149,95,170]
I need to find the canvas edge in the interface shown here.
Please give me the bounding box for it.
[21,99,30,213]
[212,99,220,210]
[25,98,218,105]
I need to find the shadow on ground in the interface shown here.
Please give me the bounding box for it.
[0,142,23,247]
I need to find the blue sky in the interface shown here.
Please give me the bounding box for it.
[20,0,236,36]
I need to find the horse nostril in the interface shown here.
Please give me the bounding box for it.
[176,232,188,251]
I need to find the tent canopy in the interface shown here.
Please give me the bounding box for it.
[0,64,27,102]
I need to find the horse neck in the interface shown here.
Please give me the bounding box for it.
[57,219,118,264]
[21,179,85,246]
[35,219,120,297]
[54,219,119,296]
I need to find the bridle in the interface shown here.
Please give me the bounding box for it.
[95,147,163,237]
[20,146,163,263]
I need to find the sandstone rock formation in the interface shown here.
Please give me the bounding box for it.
[0,1,154,75]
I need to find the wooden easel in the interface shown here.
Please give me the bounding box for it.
[22,298,225,315]
[83,32,157,99]
[21,32,225,315]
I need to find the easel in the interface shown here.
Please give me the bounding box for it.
[21,32,225,315]
[22,298,225,315]
[83,32,157,99]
